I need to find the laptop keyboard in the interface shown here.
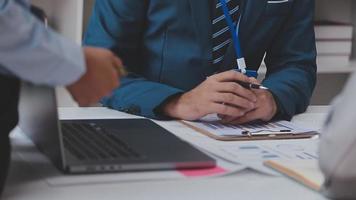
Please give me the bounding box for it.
[61,122,142,161]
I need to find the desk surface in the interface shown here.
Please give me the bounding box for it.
[3,106,330,200]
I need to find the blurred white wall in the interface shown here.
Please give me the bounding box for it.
[31,0,84,44]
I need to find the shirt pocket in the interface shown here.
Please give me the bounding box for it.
[264,0,294,16]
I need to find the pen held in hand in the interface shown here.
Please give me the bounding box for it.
[235,80,269,90]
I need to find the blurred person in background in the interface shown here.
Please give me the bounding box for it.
[320,72,356,199]
[0,0,124,195]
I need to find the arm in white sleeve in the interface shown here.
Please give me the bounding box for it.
[0,0,85,86]
[319,72,356,199]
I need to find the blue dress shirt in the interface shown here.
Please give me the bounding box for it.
[0,0,85,86]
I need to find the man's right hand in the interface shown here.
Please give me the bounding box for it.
[67,47,123,106]
[162,70,258,120]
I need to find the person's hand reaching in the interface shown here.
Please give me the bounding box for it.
[67,47,124,106]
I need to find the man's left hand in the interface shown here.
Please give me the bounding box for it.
[220,78,278,124]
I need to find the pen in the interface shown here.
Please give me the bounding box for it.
[235,80,269,90]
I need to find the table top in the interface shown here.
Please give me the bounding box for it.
[3,106,330,200]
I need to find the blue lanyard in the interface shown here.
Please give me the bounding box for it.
[219,0,243,60]
[219,0,252,75]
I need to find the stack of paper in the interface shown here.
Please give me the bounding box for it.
[315,21,353,68]
[193,138,321,176]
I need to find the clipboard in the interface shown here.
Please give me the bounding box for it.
[180,120,319,141]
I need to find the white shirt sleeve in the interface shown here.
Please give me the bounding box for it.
[0,0,85,86]
[319,72,356,198]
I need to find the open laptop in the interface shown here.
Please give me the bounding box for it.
[18,83,215,174]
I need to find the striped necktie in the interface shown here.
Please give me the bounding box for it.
[212,0,240,68]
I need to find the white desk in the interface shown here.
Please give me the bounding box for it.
[3,106,330,200]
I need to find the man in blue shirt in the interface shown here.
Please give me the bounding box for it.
[0,0,124,195]
[85,0,316,124]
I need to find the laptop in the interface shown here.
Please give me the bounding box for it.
[18,83,215,174]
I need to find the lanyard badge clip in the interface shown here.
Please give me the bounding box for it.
[235,57,258,78]
[219,0,258,78]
